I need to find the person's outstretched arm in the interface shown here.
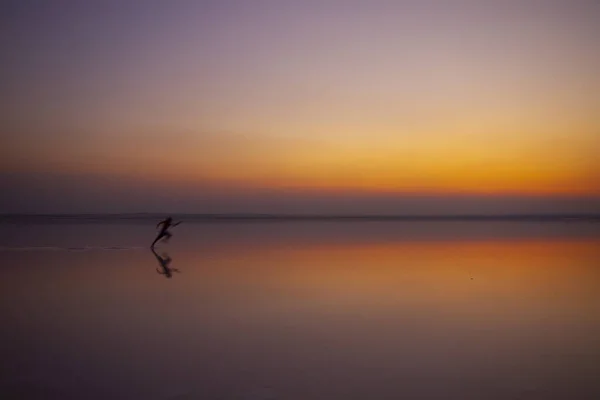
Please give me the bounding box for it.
[173,221,182,227]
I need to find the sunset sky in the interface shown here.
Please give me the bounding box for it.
[1,0,599,214]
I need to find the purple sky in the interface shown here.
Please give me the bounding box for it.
[1,0,599,214]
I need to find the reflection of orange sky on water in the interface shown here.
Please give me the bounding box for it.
[19,237,599,316]
[191,237,600,266]
[179,238,600,313]
[5,234,599,363]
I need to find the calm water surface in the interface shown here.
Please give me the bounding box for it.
[1,221,599,399]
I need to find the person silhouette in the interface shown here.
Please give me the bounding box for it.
[152,248,180,278]
[151,217,181,248]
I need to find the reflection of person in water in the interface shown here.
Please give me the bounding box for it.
[151,217,181,248]
[152,248,180,278]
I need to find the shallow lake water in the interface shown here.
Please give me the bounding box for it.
[1,220,599,399]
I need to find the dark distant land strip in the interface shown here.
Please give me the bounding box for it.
[1,213,599,224]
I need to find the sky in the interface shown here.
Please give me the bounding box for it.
[1,0,599,214]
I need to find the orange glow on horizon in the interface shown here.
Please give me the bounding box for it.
[3,1,600,213]
[11,128,597,197]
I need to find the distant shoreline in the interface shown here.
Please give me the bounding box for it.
[1,213,599,223]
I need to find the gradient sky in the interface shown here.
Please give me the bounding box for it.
[1,0,599,213]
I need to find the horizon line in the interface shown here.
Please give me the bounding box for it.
[1,213,600,222]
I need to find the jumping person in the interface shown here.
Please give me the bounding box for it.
[151,217,181,248]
